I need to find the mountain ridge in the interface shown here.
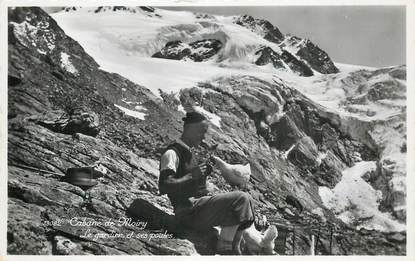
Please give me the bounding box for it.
[51,6,339,77]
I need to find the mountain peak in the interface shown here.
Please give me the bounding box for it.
[233,14,285,44]
[281,35,339,74]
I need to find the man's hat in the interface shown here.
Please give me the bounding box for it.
[182,111,207,124]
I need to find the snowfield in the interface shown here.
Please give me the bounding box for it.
[319,161,405,232]
[52,7,284,96]
[51,6,406,232]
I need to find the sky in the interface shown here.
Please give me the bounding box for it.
[43,6,406,67]
[161,6,406,67]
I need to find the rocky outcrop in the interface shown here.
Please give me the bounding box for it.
[234,14,284,44]
[341,66,406,116]
[366,80,405,101]
[254,46,317,77]
[254,46,285,69]
[140,6,155,13]
[34,108,100,137]
[152,39,222,62]
[194,12,216,20]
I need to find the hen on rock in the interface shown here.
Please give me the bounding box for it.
[212,155,251,187]
[242,223,278,255]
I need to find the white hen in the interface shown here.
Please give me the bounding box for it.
[243,223,278,255]
[212,156,251,187]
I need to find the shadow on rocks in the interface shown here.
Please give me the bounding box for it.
[126,198,219,255]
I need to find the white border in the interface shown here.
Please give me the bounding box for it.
[1,1,414,261]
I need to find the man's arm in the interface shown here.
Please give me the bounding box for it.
[158,169,196,195]
[158,149,204,195]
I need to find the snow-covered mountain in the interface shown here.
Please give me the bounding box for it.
[49,6,406,233]
[51,7,339,88]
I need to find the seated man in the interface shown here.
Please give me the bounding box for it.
[158,111,255,254]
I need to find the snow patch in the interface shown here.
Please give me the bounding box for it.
[334,62,377,72]
[114,104,146,120]
[60,52,79,75]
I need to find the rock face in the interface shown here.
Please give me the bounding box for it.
[280,50,314,76]
[8,7,193,255]
[8,7,405,256]
[296,41,339,74]
[195,76,374,189]
[152,39,223,62]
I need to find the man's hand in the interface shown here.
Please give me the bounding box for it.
[199,162,213,177]
[191,163,212,180]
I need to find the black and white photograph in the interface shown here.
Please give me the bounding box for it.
[4,0,413,258]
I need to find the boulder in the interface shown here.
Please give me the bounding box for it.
[35,108,100,137]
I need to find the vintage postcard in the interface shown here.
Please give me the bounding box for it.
[2,0,413,260]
